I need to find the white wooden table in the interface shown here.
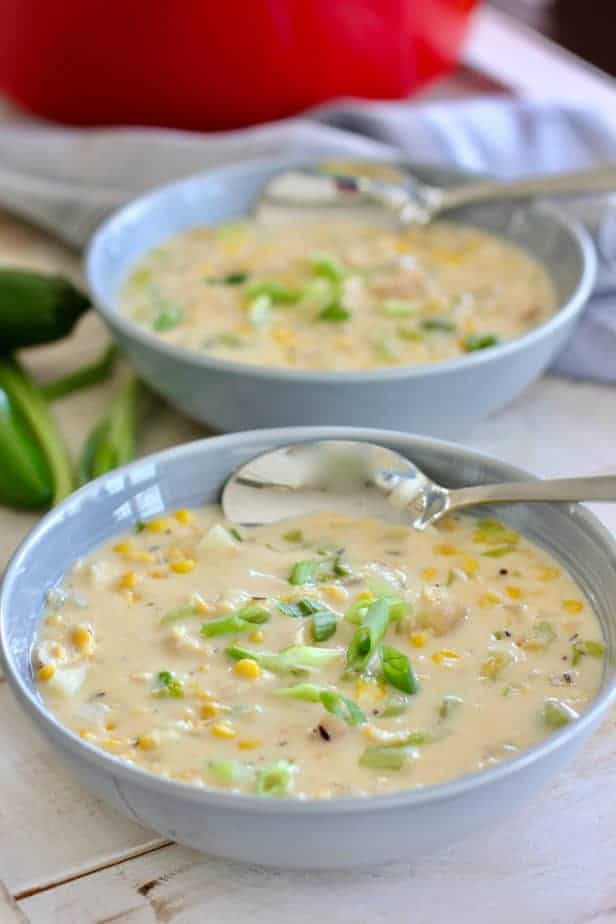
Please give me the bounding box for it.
[2,8,616,921]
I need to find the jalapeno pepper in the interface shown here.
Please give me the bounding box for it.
[0,268,90,352]
[0,358,74,508]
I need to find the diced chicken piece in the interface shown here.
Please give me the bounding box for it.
[416,586,468,636]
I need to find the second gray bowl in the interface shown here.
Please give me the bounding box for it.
[86,160,596,437]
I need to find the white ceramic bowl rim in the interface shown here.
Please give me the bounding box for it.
[2,426,616,817]
[85,157,598,385]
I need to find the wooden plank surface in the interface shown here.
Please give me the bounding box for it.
[18,710,616,923]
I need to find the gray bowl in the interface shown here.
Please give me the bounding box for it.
[2,427,615,869]
[85,160,597,438]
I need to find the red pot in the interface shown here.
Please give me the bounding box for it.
[0,0,479,131]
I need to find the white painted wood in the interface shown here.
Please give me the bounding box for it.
[19,711,616,923]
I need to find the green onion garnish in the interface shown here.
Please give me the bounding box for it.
[255,761,294,797]
[206,759,254,786]
[346,598,391,673]
[541,698,578,729]
[482,545,516,558]
[381,645,418,695]
[571,639,605,666]
[283,528,304,543]
[288,556,350,586]
[310,252,347,282]
[225,644,342,674]
[154,670,184,698]
[247,294,272,327]
[153,306,184,331]
[318,303,351,323]
[439,694,463,719]
[245,281,301,303]
[421,318,456,333]
[473,519,520,546]
[201,603,269,638]
[464,334,500,352]
[359,746,415,770]
[274,683,365,726]
[311,609,338,642]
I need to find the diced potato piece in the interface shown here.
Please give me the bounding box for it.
[416,587,468,636]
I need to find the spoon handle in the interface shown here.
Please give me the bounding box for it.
[437,166,616,215]
[447,475,616,513]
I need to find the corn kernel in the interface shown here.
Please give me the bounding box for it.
[148,568,168,579]
[71,624,94,653]
[538,566,560,581]
[237,738,261,751]
[211,722,236,739]
[356,591,373,602]
[234,658,261,679]
[432,649,460,665]
[50,642,66,659]
[461,556,479,577]
[322,584,347,603]
[434,543,457,556]
[354,678,386,702]
[102,738,125,753]
[137,732,160,751]
[272,325,296,347]
[200,701,221,719]
[113,541,134,556]
[479,592,502,608]
[146,517,173,533]
[505,585,522,600]
[117,570,139,590]
[174,508,194,524]
[563,599,583,614]
[421,567,438,581]
[105,720,117,731]
[37,664,56,682]
[410,632,427,648]
[80,730,96,741]
[194,688,213,702]
[170,559,196,574]
[248,629,264,643]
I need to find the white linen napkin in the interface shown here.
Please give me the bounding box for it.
[0,97,614,381]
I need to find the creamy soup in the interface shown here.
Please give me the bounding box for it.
[34,509,603,799]
[121,220,555,371]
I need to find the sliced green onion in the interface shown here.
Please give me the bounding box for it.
[530,621,557,646]
[206,759,254,786]
[274,683,365,726]
[346,598,391,673]
[541,698,578,729]
[473,518,520,546]
[359,746,415,770]
[154,670,184,698]
[397,326,423,342]
[464,334,500,352]
[421,318,456,333]
[255,761,294,797]
[571,639,605,666]
[311,609,337,642]
[283,528,304,543]
[309,252,347,282]
[206,272,249,285]
[381,695,410,717]
[318,303,351,323]
[278,598,318,619]
[160,603,199,625]
[381,645,418,695]
[225,644,342,674]
[482,545,516,558]
[153,305,184,331]
[245,281,300,303]
[288,556,350,586]
[201,604,269,638]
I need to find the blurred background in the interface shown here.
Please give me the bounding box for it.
[0,0,611,133]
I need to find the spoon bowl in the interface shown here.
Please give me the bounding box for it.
[222,440,616,529]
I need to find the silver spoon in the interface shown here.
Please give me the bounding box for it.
[256,165,616,226]
[222,440,616,530]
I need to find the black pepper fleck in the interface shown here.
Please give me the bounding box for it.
[499,568,508,576]
[317,724,331,741]
[563,672,573,684]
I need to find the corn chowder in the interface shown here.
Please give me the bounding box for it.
[34,509,603,799]
[120,220,555,372]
